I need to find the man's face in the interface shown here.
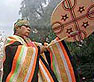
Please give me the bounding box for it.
[16,25,31,37]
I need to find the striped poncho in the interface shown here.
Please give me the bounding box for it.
[48,37,76,82]
[3,35,76,82]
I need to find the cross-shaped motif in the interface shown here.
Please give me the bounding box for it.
[82,21,89,28]
[66,28,73,34]
[78,6,85,13]
[61,14,68,21]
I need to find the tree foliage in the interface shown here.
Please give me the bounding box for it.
[19,0,61,26]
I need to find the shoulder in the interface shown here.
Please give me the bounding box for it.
[6,35,26,45]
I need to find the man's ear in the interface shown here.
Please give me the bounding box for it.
[16,26,21,31]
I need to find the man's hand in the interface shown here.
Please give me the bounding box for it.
[39,43,48,54]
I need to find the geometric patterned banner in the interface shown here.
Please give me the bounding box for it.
[51,0,94,42]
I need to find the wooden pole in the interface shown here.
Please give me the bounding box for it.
[48,31,78,47]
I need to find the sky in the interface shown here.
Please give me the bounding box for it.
[0,0,22,36]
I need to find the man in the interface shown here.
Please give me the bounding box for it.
[2,19,58,82]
